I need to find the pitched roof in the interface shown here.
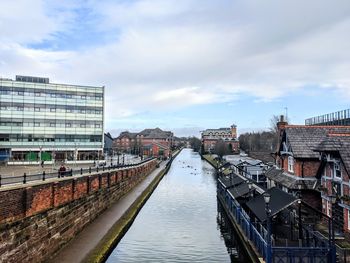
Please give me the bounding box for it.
[246,187,297,222]
[139,128,173,139]
[283,125,350,158]
[314,134,350,175]
[116,131,137,139]
[228,183,250,199]
[265,167,318,190]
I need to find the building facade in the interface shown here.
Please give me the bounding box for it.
[201,124,239,154]
[0,75,104,164]
[113,131,139,153]
[113,128,173,158]
[267,116,350,220]
[315,134,350,234]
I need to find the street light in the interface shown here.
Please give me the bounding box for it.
[297,199,302,245]
[263,192,272,263]
[329,194,337,263]
[247,180,254,198]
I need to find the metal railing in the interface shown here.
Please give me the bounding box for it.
[0,157,156,187]
[305,109,350,126]
[217,179,332,262]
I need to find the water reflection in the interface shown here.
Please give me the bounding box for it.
[217,201,252,263]
[106,149,249,263]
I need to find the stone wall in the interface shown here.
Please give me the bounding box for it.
[0,159,157,263]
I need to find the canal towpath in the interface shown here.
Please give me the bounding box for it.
[50,160,168,263]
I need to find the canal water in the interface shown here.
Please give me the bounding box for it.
[106,149,249,263]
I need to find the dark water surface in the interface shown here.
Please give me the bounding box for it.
[106,149,248,263]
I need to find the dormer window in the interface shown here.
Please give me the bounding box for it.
[288,156,294,173]
[334,161,341,179]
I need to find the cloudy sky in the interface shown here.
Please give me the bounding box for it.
[1,0,350,137]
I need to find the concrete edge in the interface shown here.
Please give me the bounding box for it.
[83,149,182,263]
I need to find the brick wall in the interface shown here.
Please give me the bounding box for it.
[0,159,157,263]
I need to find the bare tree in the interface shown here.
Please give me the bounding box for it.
[214,139,229,158]
[189,137,201,152]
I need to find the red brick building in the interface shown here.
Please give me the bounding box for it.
[315,133,350,233]
[201,124,240,154]
[113,131,139,153]
[113,128,173,158]
[266,116,350,214]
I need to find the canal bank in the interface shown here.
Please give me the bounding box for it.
[201,154,262,263]
[51,149,182,263]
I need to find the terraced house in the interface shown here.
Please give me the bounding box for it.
[0,75,104,164]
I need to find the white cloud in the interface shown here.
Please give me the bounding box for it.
[1,0,350,130]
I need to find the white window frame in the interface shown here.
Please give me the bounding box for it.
[288,156,294,173]
[334,161,341,179]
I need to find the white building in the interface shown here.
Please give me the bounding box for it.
[0,75,104,164]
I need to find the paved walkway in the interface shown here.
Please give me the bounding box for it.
[51,161,167,263]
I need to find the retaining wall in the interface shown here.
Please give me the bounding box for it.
[0,159,157,263]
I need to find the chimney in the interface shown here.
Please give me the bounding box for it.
[277,115,288,133]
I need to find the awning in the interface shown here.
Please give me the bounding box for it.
[246,187,297,222]
[265,167,318,190]
[228,183,250,199]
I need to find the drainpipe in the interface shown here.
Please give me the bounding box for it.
[301,161,304,178]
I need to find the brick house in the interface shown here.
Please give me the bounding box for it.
[139,128,173,158]
[201,124,240,154]
[114,128,173,158]
[266,118,350,211]
[315,133,350,233]
[113,131,139,153]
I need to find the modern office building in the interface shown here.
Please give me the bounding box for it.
[0,75,104,164]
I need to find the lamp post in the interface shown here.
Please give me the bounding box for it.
[297,181,303,245]
[329,195,337,263]
[247,181,254,198]
[264,192,272,263]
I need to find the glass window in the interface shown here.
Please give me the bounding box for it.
[95,124,101,128]
[80,124,86,128]
[17,106,24,111]
[34,122,40,127]
[66,123,71,127]
[35,92,41,97]
[50,123,56,127]
[35,107,40,112]
[334,161,341,178]
[50,93,56,98]
[288,156,294,173]
[50,108,56,112]
[81,95,86,99]
[18,91,24,96]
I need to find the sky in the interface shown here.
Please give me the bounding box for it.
[1,0,350,137]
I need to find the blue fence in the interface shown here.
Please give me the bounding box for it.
[217,179,332,263]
